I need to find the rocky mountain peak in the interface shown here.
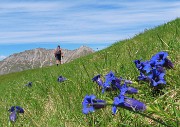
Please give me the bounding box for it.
[0,46,94,75]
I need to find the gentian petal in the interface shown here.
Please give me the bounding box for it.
[134,60,142,69]
[97,78,103,87]
[82,95,95,114]
[151,79,158,87]
[25,82,32,87]
[102,82,111,93]
[149,68,166,87]
[112,96,124,114]
[147,73,153,80]
[82,95,105,114]
[92,75,104,86]
[151,51,168,61]
[104,71,116,84]
[164,58,174,69]
[114,96,124,105]
[57,76,66,82]
[8,106,15,112]
[143,62,152,73]
[157,79,166,85]
[9,106,24,113]
[159,72,165,80]
[102,88,105,93]
[120,84,128,96]
[89,106,95,112]
[92,74,100,82]
[124,80,133,84]
[82,107,89,114]
[138,72,149,81]
[90,95,96,101]
[9,111,17,122]
[127,87,138,94]
[93,99,106,109]
[101,71,117,93]
[124,97,146,111]
[111,77,122,90]
[15,106,24,113]
[151,52,168,66]
[112,106,117,115]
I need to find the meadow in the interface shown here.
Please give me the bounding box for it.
[0,18,179,127]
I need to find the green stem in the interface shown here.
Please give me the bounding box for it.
[106,100,114,105]
[90,103,113,107]
[91,101,170,126]
[132,106,172,127]
[135,111,171,127]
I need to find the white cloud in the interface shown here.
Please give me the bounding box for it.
[0,55,6,60]
[0,0,180,45]
[0,2,69,12]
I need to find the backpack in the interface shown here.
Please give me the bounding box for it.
[56,49,61,55]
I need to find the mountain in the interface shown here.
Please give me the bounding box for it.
[0,46,94,75]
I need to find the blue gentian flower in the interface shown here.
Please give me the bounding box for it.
[138,66,166,87]
[134,60,153,73]
[134,60,142,70]
[102,84,110,93]
[25,82,32,87]
[138,72,149,81]
[151,51,168,66]
[151,73,166,86]
[127,87,138,94]
[150,51,173,68]
[119,84,128,96]
[82,95,106,114]
[92,99,106,109]
[119,84,138,96]
[92,74,103,87]
[112,95,146,115]
[164,58,174,69]
[9,106,24,113]
[142,61,154,73]
[111,77,122,90]
[9,111,17,122]
[123,97,146,111]
[82,95,95,114]
[9,106,24,122]
[57,76,66,82]
[102,71,116,93]
[112,96,125,114]
[148,68,166,87]
[124,80,133,84]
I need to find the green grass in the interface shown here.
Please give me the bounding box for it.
[0,18,180,127]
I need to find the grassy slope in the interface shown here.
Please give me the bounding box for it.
[0,18,179,127]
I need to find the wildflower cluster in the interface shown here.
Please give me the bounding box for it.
[8,81,30,122]
[25,82,32,87]
[134,52,173,87]
[8,106,24,122]
[57,75,67,82]
[8,75,67,123]
[82,51,174,117]
[82,71,146,115]
[82,95,106,114]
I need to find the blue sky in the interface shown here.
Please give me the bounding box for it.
[0,0,180,60]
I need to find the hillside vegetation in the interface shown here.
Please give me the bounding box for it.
[0,18,179,127]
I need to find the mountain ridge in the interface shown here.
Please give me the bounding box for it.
[0,46,94,75]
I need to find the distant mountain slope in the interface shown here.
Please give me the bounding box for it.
[0,46,94,75]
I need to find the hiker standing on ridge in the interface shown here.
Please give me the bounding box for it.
[54,45,63,66]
